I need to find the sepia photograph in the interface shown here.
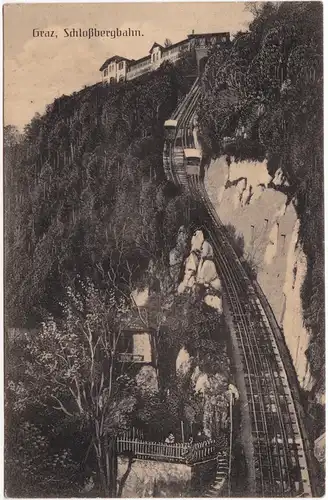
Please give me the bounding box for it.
[3,1,324,497]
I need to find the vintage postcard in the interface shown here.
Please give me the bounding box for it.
[3,1,324,497]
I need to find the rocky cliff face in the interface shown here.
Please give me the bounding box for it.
[205,156,313,390]
[177,229,223,313]
[173,228,238,437]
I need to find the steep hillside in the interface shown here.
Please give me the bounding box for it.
[6,54,228,497]
[198,2,324,394]
[5,56,197,327]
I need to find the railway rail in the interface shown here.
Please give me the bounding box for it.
[163,78,316,497]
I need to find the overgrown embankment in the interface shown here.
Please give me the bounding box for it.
[5,55,205,497]
[5,56,196,327]
[198,2,323,394]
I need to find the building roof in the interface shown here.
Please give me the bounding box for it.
[163,38,188,51]
[149,42,164,53]
[120,308,152,331]
[129,54,151,67]
[99,55,131,71]
[188,31,230,39]
[164,119,178,127]
[184,148,202,158]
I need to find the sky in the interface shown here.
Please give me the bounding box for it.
[4,2,253,129]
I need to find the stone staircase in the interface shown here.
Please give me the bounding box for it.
[203,455,229,497]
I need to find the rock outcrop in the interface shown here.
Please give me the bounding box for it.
[176,347,192,376]
[205,155,314,390]
[178,230,222,311]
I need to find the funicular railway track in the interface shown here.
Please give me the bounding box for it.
[164,78,315,497]
[163,77,200,186]
[193,182,313,497]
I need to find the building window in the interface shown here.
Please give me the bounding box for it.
[104,68,108,77]
[118,61,124,70]
[120,334,133,353]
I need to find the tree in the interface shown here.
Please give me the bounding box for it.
[5,63,192,327]
[5,420,79,497]
[7,281,137,497]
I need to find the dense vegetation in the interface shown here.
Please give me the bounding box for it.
[5,51,231,497]
[5,55,205,496]
[198,2,324,390]
[5,55,196,328]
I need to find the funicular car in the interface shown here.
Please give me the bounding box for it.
[184,148,202,176]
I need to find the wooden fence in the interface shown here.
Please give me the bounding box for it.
[116,435,220,464]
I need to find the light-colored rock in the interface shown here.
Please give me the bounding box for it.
[264,222,279,266]
[185,252,198,273]
[177,280,187,295]
[273,202,287,219]
[195,373,210,394]
[191,366,200,384]
[235,177,248,208]
[204,294,223,312]
[131,288,149,307]
[229,158,271,188]
[201,240,214,258]
[210,277,222,291]
[177,250,199,294]
[314,433,325,464]
[282,220,312,389]
[205,156,314,390]
[191,230,204,253]
[176,347,192,375]
[228,383,240,402]
[178,266,194,295]
[271,168,289,188]
[187,274,196,289]
[196,259,218,284]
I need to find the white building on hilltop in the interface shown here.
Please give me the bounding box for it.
[99,31,230,84]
